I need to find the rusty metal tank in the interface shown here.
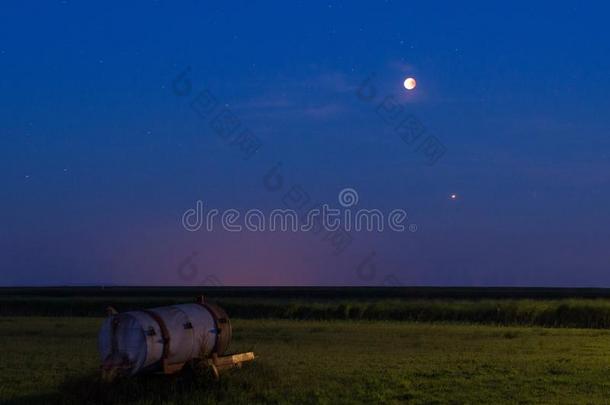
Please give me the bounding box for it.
[98,296,231,375]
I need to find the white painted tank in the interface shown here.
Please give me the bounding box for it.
[98,297,232,375]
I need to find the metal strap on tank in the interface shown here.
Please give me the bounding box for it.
[197,302,221,352]
[110,316,120,356]
[143,310,171,360]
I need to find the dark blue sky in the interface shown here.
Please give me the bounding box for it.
[1,1,609,286]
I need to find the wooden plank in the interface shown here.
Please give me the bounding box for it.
[205,352,255,378]
[212,352,255,367]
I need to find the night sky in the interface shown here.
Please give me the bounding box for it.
[2,1,609,286]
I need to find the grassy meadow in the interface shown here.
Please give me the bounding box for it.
[3,317,610,404]
[8,296,610,329]
[3,288,610,404]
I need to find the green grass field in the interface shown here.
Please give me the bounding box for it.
[3,317,610,404]
[6,288,610,329]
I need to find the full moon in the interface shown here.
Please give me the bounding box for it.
[404,77,416,90]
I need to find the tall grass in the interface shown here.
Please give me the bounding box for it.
[3,296,610,328]
[222,298,610,328]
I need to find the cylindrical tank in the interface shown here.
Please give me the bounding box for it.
[98,297,232,375]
